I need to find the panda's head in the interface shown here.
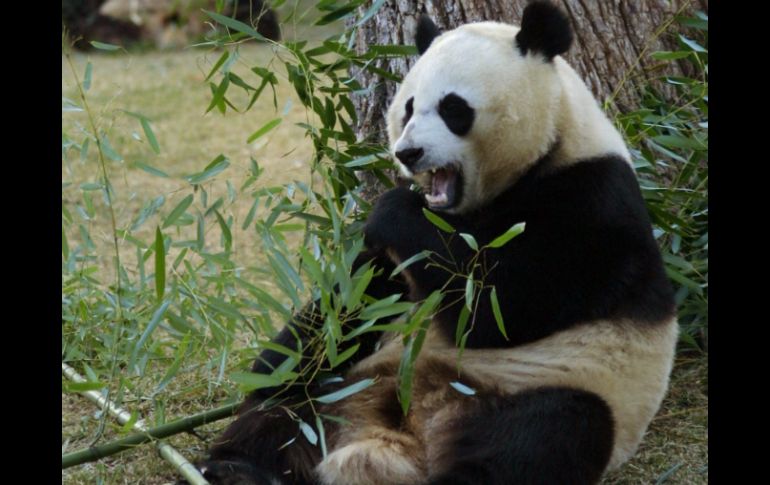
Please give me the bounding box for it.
[387,1,626,214]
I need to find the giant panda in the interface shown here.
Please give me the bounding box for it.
[187,2,678,484]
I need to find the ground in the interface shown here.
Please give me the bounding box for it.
[61,42,707,485]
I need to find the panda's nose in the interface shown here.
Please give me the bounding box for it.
[395,148,424,168]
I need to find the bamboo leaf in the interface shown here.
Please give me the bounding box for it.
[247,118,282,143]
[100,134,123,161]
[131,300,171,370]
[316,416,328,458]
[390,250,429,277]
[346,267,374,310]
[90,41,120,51]
[354,0,386,27]
[186,155,229,185]
[230,372,286,391]
[205,50,230,81]
[398,326,429,415]
[490,287,508,340]
[422,208,455,233]
[134,162,169,178]
[299,420,318,445]
[459,233,478,251]
[140,118,161,154]
[214,210,232,252]
[64,381,105,392]
[329,343,360,369]
[454,305,471,346]
[154,333,191,394]
[487,222,526,248]
[464,274,474,311]
[315,378,375,404]
[83,62,92,91]
[204,10,267,41]
[206,74,231,114]
[154,227,166,301]
[163,194,194,228]
[450,381,476,396]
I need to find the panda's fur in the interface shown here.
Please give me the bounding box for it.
[189,2,677,485]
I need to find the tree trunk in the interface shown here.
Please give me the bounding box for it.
[348,0,707,189]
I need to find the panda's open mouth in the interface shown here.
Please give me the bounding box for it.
[415,165,463,210]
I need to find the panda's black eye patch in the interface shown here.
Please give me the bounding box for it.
[438,93,474,136]
[403,97,414,127]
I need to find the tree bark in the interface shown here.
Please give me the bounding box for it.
[347,0,707,174]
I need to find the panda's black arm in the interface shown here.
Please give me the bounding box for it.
[247,247,408,399]
[364,186,474,300]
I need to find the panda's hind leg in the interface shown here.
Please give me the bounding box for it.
[191,395,321,485]
[427,386,614,485]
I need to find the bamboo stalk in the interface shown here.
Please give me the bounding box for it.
[61,401,238,468]
[62,363,234,484]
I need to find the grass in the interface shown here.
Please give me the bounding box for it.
[62,38,707,485]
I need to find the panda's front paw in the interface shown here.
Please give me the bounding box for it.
[364,186,424,250]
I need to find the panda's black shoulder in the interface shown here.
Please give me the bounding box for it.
[462,154,675,344]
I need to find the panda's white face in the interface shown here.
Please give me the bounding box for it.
[387,22,563,214]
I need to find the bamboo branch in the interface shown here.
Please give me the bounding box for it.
[61,399,238,468]
[62,363,235,484]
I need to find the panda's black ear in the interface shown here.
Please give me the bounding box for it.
[416,15,441,55]
[515,1,573,60]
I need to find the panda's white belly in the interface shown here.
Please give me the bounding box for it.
[358,317,678,471]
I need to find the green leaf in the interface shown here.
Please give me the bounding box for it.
[390,250,429,277]
[90,41,120,51]
[299,420,318,445]
[230,372,287,391]
[62,228,69,259]
[163,194,194,228]
[205,50,230,82]
[154,227,165,301]
[134,162,169,178]
[83,62,92,91]
[131,300,171,370]
[422,208,455,233]
[487,222,526,248]
[459,233,478,251]
[206,73,231,114]
[355,0,386,27]
[186,155,229,185]
[346,267,374,310]
[398,325,429,415]
[359,296,412,321]
[316,416,328,458]
[450,381,476,396]
[64,381,105,392]
[204,10,267,41]
[140,118,161,154]
[490,287,508,340]
[464,274,474,311]
[79,138,90,160]
[100,134,123,161]
[651,51,692,61]
[315,378,375,404]
[368,45,419,56]
[329,343,360,369]
[343,154,379,168]
[154,334,191,395]
[454,305,471,346]
[214,210,233,252]
[316,4,358,25]
[247,118,282,143]
[678,34,707,53]
[652,135,706,151]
